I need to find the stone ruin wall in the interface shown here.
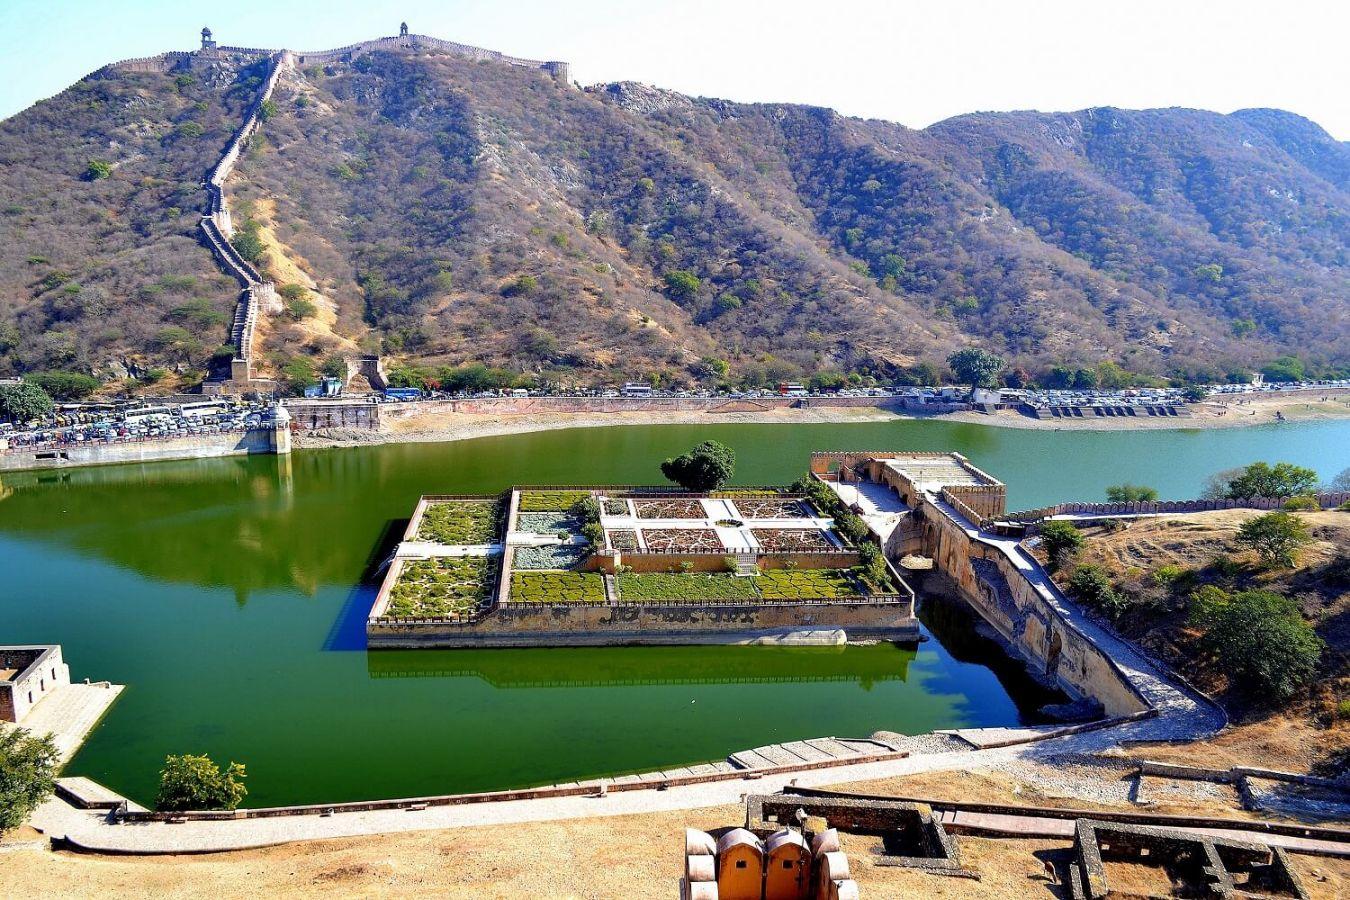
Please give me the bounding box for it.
[920,501,1150,717]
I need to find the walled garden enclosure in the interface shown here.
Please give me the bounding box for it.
[367,485,918,647]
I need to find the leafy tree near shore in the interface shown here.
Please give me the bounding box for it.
[0,728,58,836]
[661,440,735,491]
[1236,511,1311,568]
[1190,588,1323,700]
[947,347,1005,391]
[1105,483,1159,502]
[24,370,98,400]
[0,381,53,423]
[155,753,247,812]
[1224,462,1320,499]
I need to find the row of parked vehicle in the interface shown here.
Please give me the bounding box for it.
[1,401,275,452]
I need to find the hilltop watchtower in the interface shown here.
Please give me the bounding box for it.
[400,22,409,37]
[201,27,216,51]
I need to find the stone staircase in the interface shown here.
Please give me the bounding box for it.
[199,51,290,392]
[734,552,758,576]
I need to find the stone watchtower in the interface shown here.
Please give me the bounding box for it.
[201,27,216,51]
[400,22,409,37]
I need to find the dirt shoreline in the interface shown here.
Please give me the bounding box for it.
[294,391,1350,450]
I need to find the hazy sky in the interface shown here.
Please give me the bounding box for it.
[2,0,1347,138]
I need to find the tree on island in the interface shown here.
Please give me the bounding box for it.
[1105,484,1159,502]
[0,381,54,423]
[155,753,247,812]
[947,348,1005,392]
[661,440,736,492]
[0,728,58,837]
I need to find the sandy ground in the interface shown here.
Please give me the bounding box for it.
[5,796,1346,899]
[293,389,1350,450]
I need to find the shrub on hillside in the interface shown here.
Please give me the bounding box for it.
[1189,588,1323,701]
[1067,565,1125,618]
[1039,521,1085,571]
[1237,511,1311,568]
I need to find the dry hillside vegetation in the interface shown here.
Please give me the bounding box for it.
[1059,510,1350,772]
[2,48,1348,387]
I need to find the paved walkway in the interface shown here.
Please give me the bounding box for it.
[3,682,123,763]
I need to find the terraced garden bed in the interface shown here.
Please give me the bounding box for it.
[733,497,808,519]
[513,545,589,570]
[607,529,639,551]
[616,573,759,602]
[756,568,864,599]
[516,511,578,534]
[517,490,592,512]
[385,556,497,618]
[602,499,629,516]
[416,500,501,545]
[509,571,606,603]
[752,528,836,551]
[633,498,706,519]
[611,568,880,602]
[639,528,724,552]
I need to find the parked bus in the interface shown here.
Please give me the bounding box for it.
[384,387,424,401]
[179,400,230,419]
[621,382,653,397]
[123,406,175,424]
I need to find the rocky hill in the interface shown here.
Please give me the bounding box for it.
[1,40,1347,389]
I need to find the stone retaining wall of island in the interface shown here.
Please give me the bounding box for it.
[366,597,919,648]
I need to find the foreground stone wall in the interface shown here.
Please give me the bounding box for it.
[368,599,918,648]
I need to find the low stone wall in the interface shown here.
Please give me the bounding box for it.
[1007,492,1350,523]
[368,599,918,648]
[0,427,282,473]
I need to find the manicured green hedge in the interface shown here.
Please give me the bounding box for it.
[617,573,760,601]
[614,568,875,602]
[509,571,606,603]
[416,500,501,545]
[518,490,592,512]
[756,569,861,600]
[386,557,496,617]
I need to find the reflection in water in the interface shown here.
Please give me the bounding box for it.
[365,643,915,689]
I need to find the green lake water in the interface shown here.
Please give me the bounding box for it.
[2,418,1346,807]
